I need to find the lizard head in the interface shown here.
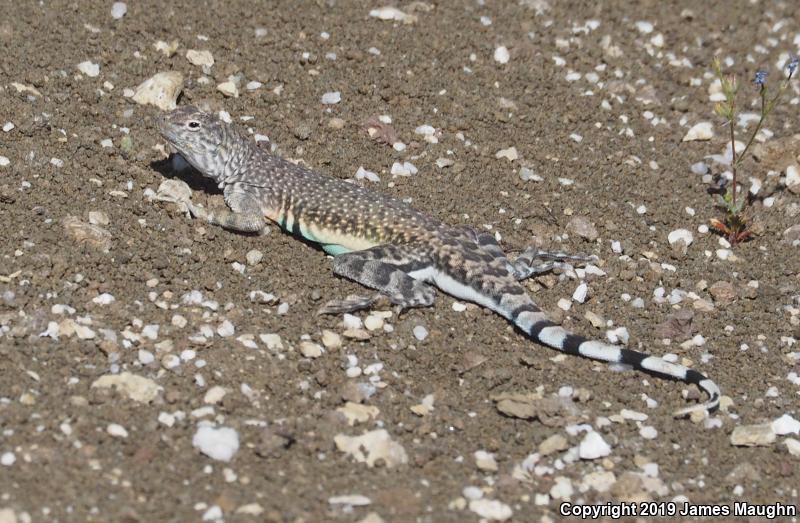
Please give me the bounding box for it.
[157,106,247,182]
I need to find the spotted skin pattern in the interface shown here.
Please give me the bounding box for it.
[156,106,720,417]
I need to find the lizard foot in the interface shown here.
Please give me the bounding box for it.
[317,294,389,315]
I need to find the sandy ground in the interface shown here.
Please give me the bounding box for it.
[1,0,800,521]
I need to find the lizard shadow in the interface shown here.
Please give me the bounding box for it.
[149,155,221,196]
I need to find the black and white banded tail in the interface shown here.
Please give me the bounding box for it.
[500,299,720,417]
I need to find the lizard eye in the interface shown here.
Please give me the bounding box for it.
[187,120,201,130]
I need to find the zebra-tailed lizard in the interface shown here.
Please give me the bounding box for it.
[156,106,720,417]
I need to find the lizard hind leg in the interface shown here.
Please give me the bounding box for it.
[512,247,597,281]
[322,244,437,314]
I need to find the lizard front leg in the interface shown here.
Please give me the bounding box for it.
[188,189,266,234]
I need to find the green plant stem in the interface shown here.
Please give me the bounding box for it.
[734,90,768,175]
[728,116,737,209]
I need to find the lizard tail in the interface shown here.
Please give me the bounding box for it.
[500,298,720,417]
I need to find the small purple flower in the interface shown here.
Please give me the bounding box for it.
[754,70,768,86]
[788,56,799,76]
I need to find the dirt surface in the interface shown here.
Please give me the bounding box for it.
[2,1,800,522]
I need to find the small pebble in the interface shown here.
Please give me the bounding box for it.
[77,60,100,77]
[186,49,214,67]
[0,452,15,466]
[246,249,263,266]
[493,46,510,64]
[579,431,611,459]
[469,499,512,521]
[321,91,341,104]
[217,320,235,337]
[682,122,713,141]
[111,2,127,19]
[107,423,129,438]
[364,315,384,331]
[299,341,323,359]
[413,325,428,341]
[519,167,542,182]
[572,283,588,303]
[193,426,240,461]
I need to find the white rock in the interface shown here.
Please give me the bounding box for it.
[572,283,588,303]
[246,249,263,266]
[495,147,518,161]
[321,330,342,349]
[202,506,222,521]
[138,350,155,365]
[355,166,380,182]
[111,2,127,19]
[259,333,283,350]
[469,499,512,521]
[217,81,239,98]
[415,124,435,136]
[334,429,408,467]
[682,122,713,142]
[192,425,240,461]
[773,414,800,435]
[216,320,235,337]
[236,504,265,515]
[364,315,384,331]
[299,341,324,358]
[321,91,341,104]
[494,46,510,64]
[328,495,371,506]
[606,326,629,345]
[91,372,162,403]
[786,438,800,457]
[186,49,214,67]
[640,426,658,439]
[369,6,416,23]
[579,431,611,459]
[92,292,115,305]
[390,161,417,176]
[786,164,800,194]
[77,60,100,77]
[691,162,708,175]
[668,229,694,246]
[204,386,227,405]
[474,450,498,472]
[0,452,16,466]
[132,71,184,111]
[246,81,262,90]
[463,486,483,500]
[730,423,776,446]
[107,423,129,438]
[413,325,428,341]
[342,314,363,330]
[3,122,15,132]
[141,324,159,340]
[519,167,542,182]
[158,412,176,427]
[549,476,574,500]
[635,20,654,34]
[650,33,664,47]
[0,156,9,167]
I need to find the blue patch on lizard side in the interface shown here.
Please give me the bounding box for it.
[322,244,352,256]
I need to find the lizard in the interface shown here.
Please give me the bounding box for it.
[155,105,720,417]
